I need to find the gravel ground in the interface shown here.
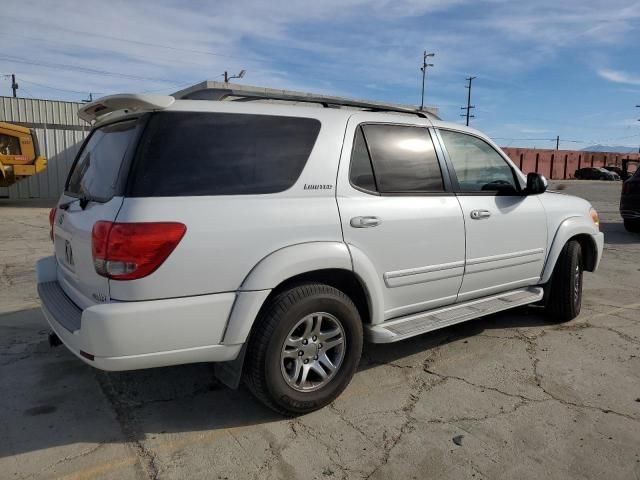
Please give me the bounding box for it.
[0,181,638,480]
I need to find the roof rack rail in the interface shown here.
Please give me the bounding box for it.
[172,81,440,120]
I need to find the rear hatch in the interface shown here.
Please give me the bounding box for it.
[53,118,142,309]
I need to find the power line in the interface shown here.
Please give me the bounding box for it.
[18,85,36,99]
[0,54,181,85]
[19,78,104,96]
[1,18,240,61]
[460,76,476,126]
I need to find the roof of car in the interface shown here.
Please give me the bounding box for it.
[79,82,442,125]
[78,89,495,146]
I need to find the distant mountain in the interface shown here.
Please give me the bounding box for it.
[581,145,637,153]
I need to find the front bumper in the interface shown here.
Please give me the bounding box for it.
[592,231,604,271]
[36,256,242,371]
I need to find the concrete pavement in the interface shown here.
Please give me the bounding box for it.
[1,182,638,479]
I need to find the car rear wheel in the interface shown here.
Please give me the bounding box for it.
[546,240,583,322]
[244,283,363,415]
[624,219,640,233]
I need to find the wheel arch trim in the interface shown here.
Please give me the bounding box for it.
[224,242,383,345]
[224,242,355,346]
[239,241,353,291]
[540,216,601,283]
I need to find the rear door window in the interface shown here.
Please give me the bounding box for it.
[66,119,138,201]
[129,112,321,196]
[349,126,378,192]
[359,124,444,193]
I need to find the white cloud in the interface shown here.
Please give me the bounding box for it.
[597,68,640,86]
[1,0,638,143]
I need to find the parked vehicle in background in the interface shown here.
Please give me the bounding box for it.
[604,165,624,179]
[575,167,616,180]
[597,167,620,181]
[621,167,640,232]
[36,89,603,414]
[0,122,47,187]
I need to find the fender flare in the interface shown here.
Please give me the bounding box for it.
[239,241,353,291]
[540,216,599,283]
[345,244,385,325]
[222,242,354,346]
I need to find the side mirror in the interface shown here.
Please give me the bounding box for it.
[526,172,548,195]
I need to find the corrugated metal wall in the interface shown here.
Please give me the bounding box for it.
[0,96,88,199]
[503,147,640,179]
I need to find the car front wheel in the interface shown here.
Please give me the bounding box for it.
[244,283,363,415]
[546,240,583,322]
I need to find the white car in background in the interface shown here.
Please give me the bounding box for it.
[37,88,603,414]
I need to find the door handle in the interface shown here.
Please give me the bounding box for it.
[470,209,491,220]
[350,216,382,228]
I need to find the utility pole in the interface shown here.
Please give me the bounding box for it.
[11,74,18,98]
[556,135,560,150]
[420,51,435,110]
[460,76,476,126]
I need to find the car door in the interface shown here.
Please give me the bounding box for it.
[337,116,466,320]
[436,128,547,302]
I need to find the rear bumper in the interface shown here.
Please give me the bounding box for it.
[36,256,242,371]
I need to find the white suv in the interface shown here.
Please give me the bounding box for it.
[37,88,603,414]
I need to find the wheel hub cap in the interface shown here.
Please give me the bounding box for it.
[280,312,346,392]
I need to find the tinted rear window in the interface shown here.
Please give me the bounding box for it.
[350,126,377,192]
[362,124,443,193]
[66,120,138,200]
[129,112,321,197]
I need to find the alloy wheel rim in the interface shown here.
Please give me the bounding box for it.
[280,312,346,392]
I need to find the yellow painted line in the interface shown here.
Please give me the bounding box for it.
[155,427,241,454]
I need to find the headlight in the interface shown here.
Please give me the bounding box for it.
[590,208,599,229]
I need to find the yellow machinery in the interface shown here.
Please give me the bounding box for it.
[0,121,47,187]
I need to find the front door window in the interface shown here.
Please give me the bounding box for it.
[439,130,518,193]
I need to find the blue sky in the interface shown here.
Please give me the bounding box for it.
[1,0,639,149]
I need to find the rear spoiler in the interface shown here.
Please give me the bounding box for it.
[78,94,175,123]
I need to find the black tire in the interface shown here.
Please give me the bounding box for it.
[244,283,363,415]
[624,219,640,233]
[546,240,583,322]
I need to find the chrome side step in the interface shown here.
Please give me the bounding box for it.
[366,287,543,343]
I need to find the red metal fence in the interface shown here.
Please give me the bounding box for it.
[501,148,640,180]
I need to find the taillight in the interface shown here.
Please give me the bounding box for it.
[91,222,186,280]
[48,207,57,241]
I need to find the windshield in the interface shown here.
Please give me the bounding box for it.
[66,119,138,201]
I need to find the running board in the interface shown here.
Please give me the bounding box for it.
[366,287,544,343]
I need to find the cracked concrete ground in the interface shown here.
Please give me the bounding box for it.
[1,181,639,480]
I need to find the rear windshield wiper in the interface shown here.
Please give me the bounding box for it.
[59,193,92,210]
